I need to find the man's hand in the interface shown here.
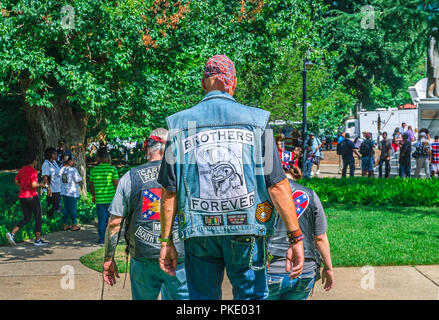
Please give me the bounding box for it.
[103,259,119,286]
[321,267,334,291]
[159,242,178,276]
[48,189,52,197]
[92,195,96,203]
[285,241,304,279]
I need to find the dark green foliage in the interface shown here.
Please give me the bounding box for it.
[0,194,96,246]
[0,96,27,169]
[300,177,439,207]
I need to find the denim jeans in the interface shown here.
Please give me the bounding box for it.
[96,204,110,244]
[266,270,317,300]
[62,195,78,225]
[129,257,189,300]
[399,162,411,178]
[342,158,355,177]
[378,159,391,178]
[304,159,313,179]
[184,235,268,300]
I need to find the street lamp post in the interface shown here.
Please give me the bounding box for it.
[301,49,313,174]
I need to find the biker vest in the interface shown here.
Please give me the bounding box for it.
[125,161,183,259]
[166,90,276,239]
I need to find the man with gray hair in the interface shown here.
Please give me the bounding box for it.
[102,128,188,300]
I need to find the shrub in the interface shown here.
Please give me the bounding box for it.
[0,194,96,246]
[299,177,439,207]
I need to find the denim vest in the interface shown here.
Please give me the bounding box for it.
[166,91,275,239]
[126,161,183,260]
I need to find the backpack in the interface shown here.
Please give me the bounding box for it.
[413,141,430,158]
[359,140,373,157]
[336,138,344,155]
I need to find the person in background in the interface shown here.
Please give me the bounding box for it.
[309,133,322,176]
[399,133,412,178]
[267,164,334,300]
[42,148,62,218]
[303,142,315,179]
[56,139,73,166]
[6,154,49,246]
[353,136,362,169]
[103,128,189,300]
[359,132,375,177]
[336,132,345,174]
[431,136,439,178]
[399,122,407,134]
[325,134,332,150]
[292,147,301,168]
[90,150,119,245]
[414,132,431,179]
[378,132,392,178]
[392,128,402,152]
[59,154,82,231]
[406,126,415,143]
[419,128,431,141]
[340,133,360,178]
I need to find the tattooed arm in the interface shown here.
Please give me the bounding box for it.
[103,215,123,286]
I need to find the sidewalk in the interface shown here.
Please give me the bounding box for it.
[1,226,439,300]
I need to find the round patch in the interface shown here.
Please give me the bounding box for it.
[292,190,310,218]
[177,211,186,226]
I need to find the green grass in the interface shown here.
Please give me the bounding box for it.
[79,204,439,271]
[326,204,439,267]
[80,241,130,273]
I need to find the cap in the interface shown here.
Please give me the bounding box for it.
[203,55,236,90]
[420,132,426,137]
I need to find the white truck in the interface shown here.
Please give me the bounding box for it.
[344,108,418,140]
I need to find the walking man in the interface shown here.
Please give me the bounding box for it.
[414,132,431,178]
[336,132,345,174]
[90,150,119,244]
[431,136,439,177]
[42,147,62,218]
[399,133,412,178]
[378,132,392,178]
[340,133,360,178]
[157,55,304,300]
[102,129,188,300]
[359,132,375,177]
[309,133,323,176]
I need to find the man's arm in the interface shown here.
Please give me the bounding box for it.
[103,214,122,286]
[159,188,179,276]
[89,181,95,203]
[268,178,304,278]
[314,233,334,291]
[112,179,119,188]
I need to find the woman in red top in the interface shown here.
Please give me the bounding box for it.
[6,154,49,246]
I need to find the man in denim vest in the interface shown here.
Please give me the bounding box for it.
[157,55,304,300]
[102,128,188,300]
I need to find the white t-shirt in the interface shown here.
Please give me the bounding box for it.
[41,160,61,193]
[59,166,82,197]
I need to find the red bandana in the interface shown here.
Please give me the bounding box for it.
[203,55,236,90]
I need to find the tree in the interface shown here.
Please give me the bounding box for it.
[0,0,326,194]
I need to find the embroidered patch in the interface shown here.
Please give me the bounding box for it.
[227,214,247,225]
[177,211,186,226]
[292,190,310,218]
[255,201,273,223]
[141,188,161,221]
[203,215,224,226]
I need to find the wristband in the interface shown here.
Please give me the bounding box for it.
[158,236,172,243]
[287,229,304,244]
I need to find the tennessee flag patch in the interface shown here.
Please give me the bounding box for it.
[292,190,310,218]
[255,201,273,223]
[141,188,161,221]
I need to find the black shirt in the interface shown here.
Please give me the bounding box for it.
[341,139,357,161]
[158,124,286,192]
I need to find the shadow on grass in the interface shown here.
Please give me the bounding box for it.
[323,203,439,218]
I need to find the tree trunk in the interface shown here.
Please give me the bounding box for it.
[22,94,89,197]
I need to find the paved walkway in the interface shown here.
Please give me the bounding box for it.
[1,226,439,300]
